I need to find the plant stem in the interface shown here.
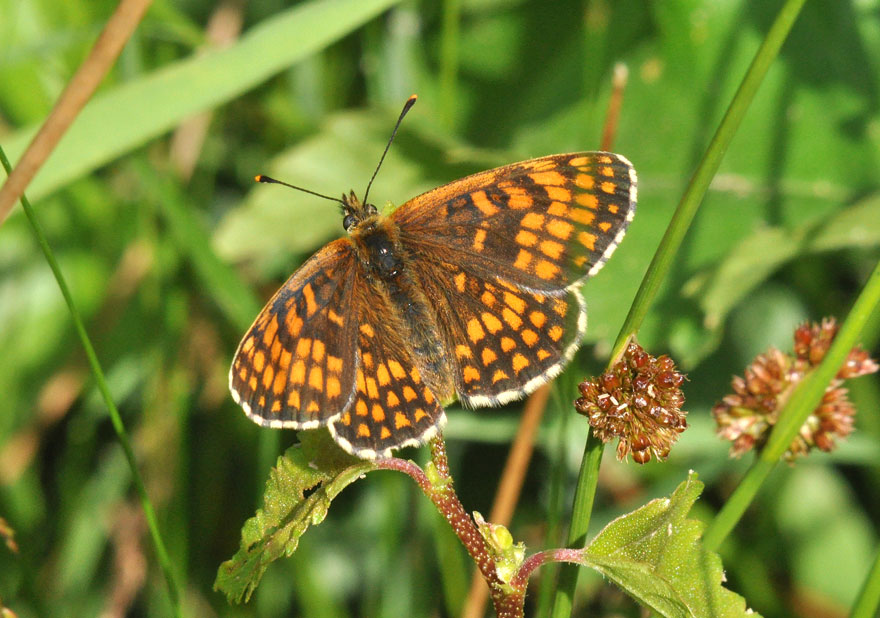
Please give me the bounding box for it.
[704,258,880,550]
[551,0,809,614]
[0,145,183,617]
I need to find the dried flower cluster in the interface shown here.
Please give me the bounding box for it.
[713,318,878,460]
[575,342,687,464]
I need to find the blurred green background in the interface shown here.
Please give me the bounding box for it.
[1,0,879,616]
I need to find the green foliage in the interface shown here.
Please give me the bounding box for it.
[583,473,756,618]
[215,432,375,604]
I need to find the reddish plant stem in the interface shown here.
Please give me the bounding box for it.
[511,548,585,590]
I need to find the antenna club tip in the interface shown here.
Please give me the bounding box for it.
[407,94,418,103]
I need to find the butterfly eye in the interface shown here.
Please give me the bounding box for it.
[343,214,357,230]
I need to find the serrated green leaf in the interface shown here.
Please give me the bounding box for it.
[582,472,758,618]
[214,431,376,604]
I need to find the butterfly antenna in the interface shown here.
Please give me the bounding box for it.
[254,175,345,205]
[362,94,418,206]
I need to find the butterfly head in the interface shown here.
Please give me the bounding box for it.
[341,190,379,232]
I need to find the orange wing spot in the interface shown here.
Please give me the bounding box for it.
[547,201,569,217]
[539,239,564,260]
[548,325,564,341]
[356,369,366,393]
[492,369,510,383]
[371,403,385,422]
[308,367,323,391]
[552,298,568,316]
[505,186,533,209]
[501,337,516,352]
[327,309,344,326]
[463,365,481,383]
[481,312,503,334]
[366,377,379,399]
[467,318,486,343]
[238,367,248,381]
[573,255,587,267]
[481,290,497,307]
[601,166,614,177]
[327,376,341,398]
[262,365,275,389]
[454,271,467,293]
[258,395,265,407]
[271,340,282,363]
[424,388,435,405]
[387,391,400,407]
[338,411,351,426]
[403,386,417,402]
[546,218,574,240]
[481,348,498,365]
[410,367,422,384]
[598,154,613,164]
[455,344,472,359]
[295,338,312,359]
[360,323,375,337]
[395,412,412,429]
[471,190,499,216]
[253,350,265,373]
[535,259,560,281]
[575,173,595,190]
[570,207,595,224]
[576,193,599,209]
[376,363,391,386]
[273,368,287,395]
[291,360,306,385]
[288,390,300,408]
[578,231,597,250]
[263,316,279,346]
[529,171,566,186]
[545,185,571,202]
[362,352,374,368]
[311,339,325,363]
[388,359,406,378]
[286,314,303,337]
[504,292,526,314]
[568,156,590,166]
[601,181,617,194]
[302,283,318,316]
[356,399,368,416]
[414,408,428,422]
[242,336,255,354]
[537,349,552,361]
[380,426,392,439]
[306,400,319,413]
[529,311,547,328]
[608,204,619,214]
[357,423,371,437]
[521,212,544,230]
[515,229,537,247]
[599,221,612,232]
[514,249,532,271]
[502,307,523,330]
[327,355,342,372]
[521,329,539,347]
[271,400,281,413]
[473,228,487,251]
[512,354,530,373]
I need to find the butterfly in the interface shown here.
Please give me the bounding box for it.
[229,96,637,459]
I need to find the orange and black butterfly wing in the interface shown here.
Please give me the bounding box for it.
[328,282,445,459]
[392,152,636,293]
[392,152,636,405]
[229,239,360,428]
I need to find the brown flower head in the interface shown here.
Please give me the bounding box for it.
[575,342,687,464]
[713,317,878,460]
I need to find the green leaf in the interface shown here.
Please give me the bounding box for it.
[214,431,376,604]
[582,472,758,618]
[3,0,401,202]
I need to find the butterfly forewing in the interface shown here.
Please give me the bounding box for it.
[229,240,360,428]
[392,152,636,292]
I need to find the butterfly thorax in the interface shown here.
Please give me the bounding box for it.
[347,204,455,403]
